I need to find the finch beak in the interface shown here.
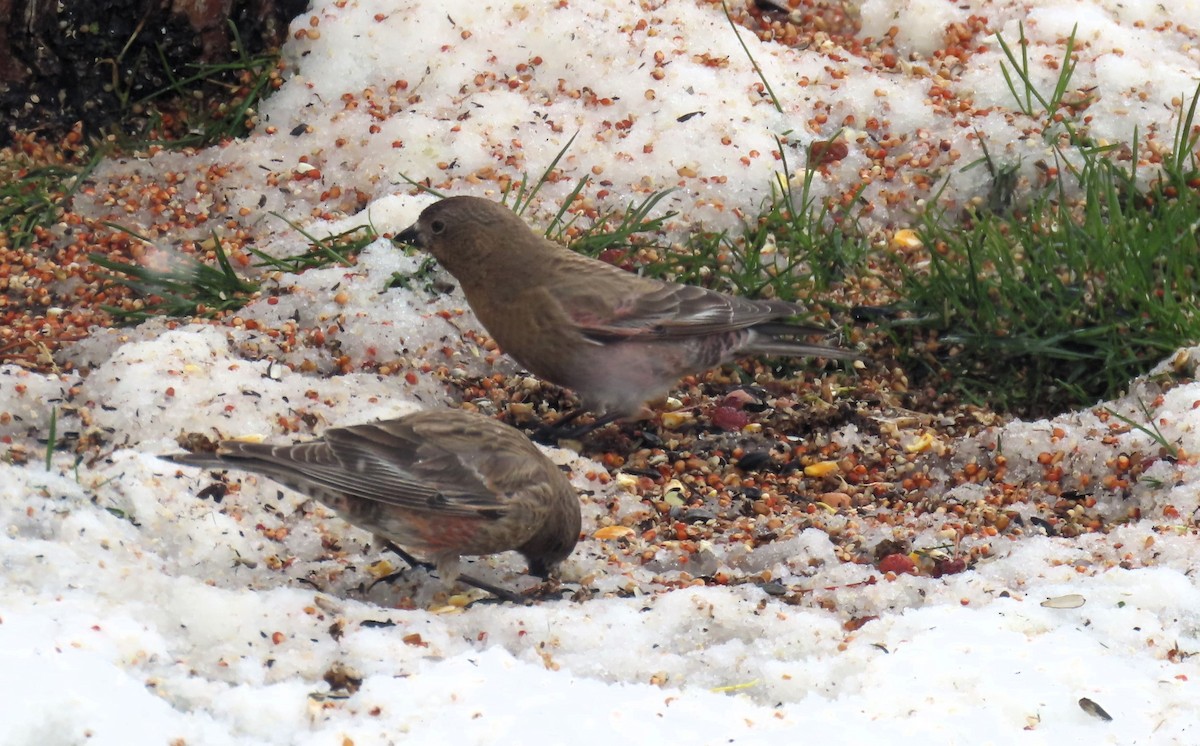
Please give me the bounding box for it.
[394,224,423,247]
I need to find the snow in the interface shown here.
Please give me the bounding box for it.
[3,1,1200,744]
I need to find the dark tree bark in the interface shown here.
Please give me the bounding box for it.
[0,0,308,143]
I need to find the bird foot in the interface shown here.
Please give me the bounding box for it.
[532,410,622,444]
[376,541,536,604]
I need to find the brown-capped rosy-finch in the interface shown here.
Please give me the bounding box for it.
[163,409,580,596]
[396,196,860,431]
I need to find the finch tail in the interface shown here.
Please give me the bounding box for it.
[744,324,863,361]
[160,445,306,485]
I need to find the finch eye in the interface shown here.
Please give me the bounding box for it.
[430,219,446,235]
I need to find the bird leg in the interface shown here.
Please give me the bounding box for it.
[533,408,622,443]
[374,540,527,604]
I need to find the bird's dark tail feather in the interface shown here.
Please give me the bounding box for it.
[746,335,864,361]
[161,452,226,469]
[752,322,837,337]
[159,450,311,493]
[161,450,288,476]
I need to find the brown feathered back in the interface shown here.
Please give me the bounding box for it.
[397,196,861,419]
[163,409,580,583]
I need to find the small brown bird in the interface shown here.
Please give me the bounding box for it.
[397,196,860,431]
[162,409,581,596]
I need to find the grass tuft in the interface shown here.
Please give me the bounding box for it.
[89,226,258,323]
[124,23,283,148]
[249,214,378,273]
[0,146,107,250]
[563,190,679,257]
[501,132,582,217]
[620,137,870,314]
[887,25,1200,415]
[1105,399,1181,460]
[722,0,783,113]
[45,406,57,472]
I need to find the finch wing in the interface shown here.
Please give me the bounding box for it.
[175,421,520,519]
[564,280,829,340]
[313,420,526,518]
